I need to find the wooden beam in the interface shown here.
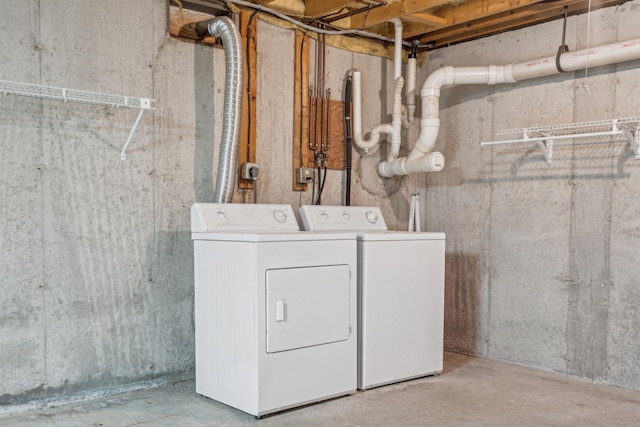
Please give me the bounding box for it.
[418,0,626,48]
[403,12,448,27]
[432,0,546,27]
[404,0,550,42]
[350,0,453,29]
[403,22,438,39]
[168,5,217,44]
[305,0,358,18]
[292,30,310,191]
[238,10,258,190]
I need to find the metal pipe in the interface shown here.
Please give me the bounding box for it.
[197,17,244,203]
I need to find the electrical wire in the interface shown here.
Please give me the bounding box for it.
[314,165,328,205]
[223,0,432,49]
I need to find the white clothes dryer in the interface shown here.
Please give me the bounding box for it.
[191,203,357,416]
[299,205,445,390]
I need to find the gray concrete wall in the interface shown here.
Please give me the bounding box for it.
[3,0,638,412]
[0,0,201,409]
[426,0,640,391]
[0,0,411,410]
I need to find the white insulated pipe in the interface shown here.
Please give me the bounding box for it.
[379,36,640,177]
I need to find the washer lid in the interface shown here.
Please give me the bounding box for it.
[357,231,446,241]
[299,205,387,231]
[191,231,356,242]
[191,203,299,233]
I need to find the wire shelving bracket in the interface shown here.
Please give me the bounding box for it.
[0,79,155,160]
[480,117,640,165]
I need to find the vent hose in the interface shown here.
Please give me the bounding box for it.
[197,17,244,203]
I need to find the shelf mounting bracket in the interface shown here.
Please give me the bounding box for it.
[535,132,553,165]
[621,125,640,160]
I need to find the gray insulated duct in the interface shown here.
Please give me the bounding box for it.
[197,17,243,203]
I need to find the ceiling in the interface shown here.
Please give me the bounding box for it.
[176,0,631,50]
[170,0,629,49]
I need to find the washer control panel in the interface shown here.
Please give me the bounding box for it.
[299,205,387,231]
[192,203,299,232]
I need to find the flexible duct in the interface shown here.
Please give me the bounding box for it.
[197,17,243,203]
[379,36,640,177]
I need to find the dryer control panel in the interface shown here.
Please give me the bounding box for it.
[192,203,299,232]
[299,205,387,231]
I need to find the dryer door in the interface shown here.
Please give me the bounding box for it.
[266,265,351,353]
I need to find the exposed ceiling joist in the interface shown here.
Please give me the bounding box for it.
[170,0,633,51]
[402,12,448,27]
[304,0,359,17]
[350,0,455,28]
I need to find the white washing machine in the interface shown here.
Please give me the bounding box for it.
[191,203,357,417]
[299,205,445,390]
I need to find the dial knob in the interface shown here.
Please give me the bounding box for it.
[321,212,329,220]
[365,211,378,224]
[343,213,350,220]
[217,211,226,219]
[273,209,288,223]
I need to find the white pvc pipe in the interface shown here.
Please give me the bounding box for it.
[390,76,404,159]
[380,36,640,177]
[352,19,409,156]
[408,195,415,232]
[390,18,403,80]
[512,38,640,80]
[379,151,445,176]
[389,18,404,153]
[352,70,363,144]
[352,70,393,152]
[406,57,417,121]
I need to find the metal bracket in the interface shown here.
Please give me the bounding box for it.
[621,125,640,160]
[535,132,553,165]
[120,99,152,160]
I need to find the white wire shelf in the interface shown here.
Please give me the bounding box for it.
[0,79,155,159]
[481,117,640,165]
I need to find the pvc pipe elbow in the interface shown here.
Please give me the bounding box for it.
[378,152,446,177]
[354,123,393,153]
[354,132,380,153]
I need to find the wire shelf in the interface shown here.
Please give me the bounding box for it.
[481,117,640,164]
[0,80,154,109]
[0,79,155,159]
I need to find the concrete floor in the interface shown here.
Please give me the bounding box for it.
[2,352,639,426]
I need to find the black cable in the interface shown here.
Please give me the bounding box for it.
[315,165,322,204]
[315,165,327,205]
[343,72,353,206]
